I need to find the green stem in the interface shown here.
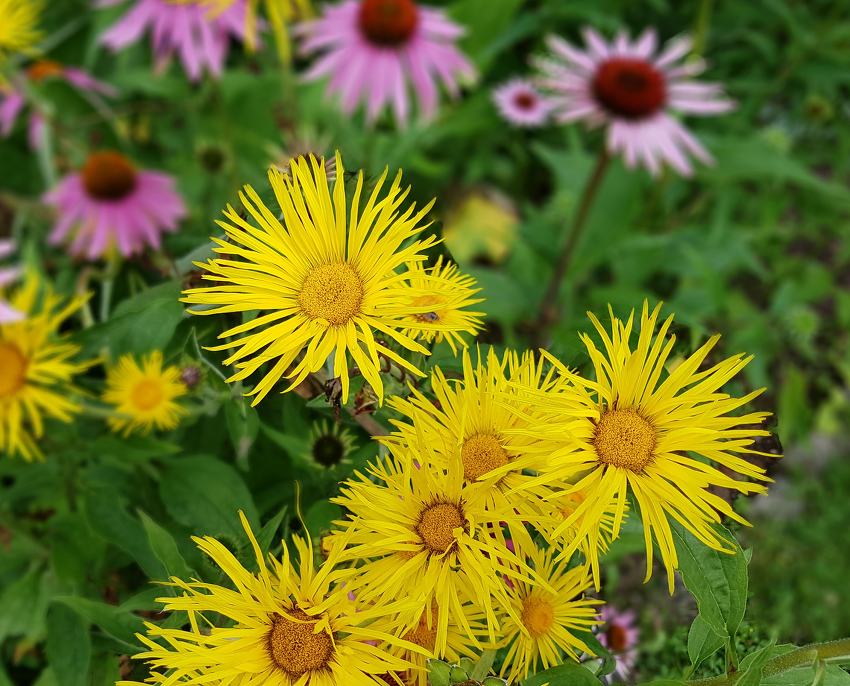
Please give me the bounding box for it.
[690,638,850,686]
[531,147,611,346]
[692,0,714,57]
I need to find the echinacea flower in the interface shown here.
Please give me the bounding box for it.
[492,78,553,128]
[330,453,538,654]
[499,547,601,684]
[0,60,117,149]
[517,302,775,591]
[398,256,484,353]
[0,239,22,323]
[44,149,185,259]
[103,350,188,436]
[0,275,92,461]
[297,0,475,125]
[97,0,256,82]
[597,606,640,681]
[537,28,734,176]
[0,0,42,64]
[119,511,425,686]
[182,153,479,406]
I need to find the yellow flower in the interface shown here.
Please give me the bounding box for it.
[499,546,601,684]
[0,0,42,63]
[103,351,187,436]
[379,601,489,686]
[521,302,775,592]
[384,348,559,557]
[183,153,477,406]
[330,453,538,655]
[399,256,484,354]
[0,276,90,461]
[119,512,423,686]
[541,488,622,566]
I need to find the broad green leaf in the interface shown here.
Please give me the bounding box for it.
[522,662,602,686]
[304,500,342,538]
[427,658,452,686]
[79,281,185,357]
[84,489,162,579]
[688,615,726,669]
[45,603,91,686]
[159,455,259,539]
[138,511,193,580]
[257,508,288,553]
[0,567,52,642]
[672,523,748,639]
[53,596,143,649]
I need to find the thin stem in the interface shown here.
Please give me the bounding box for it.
[532,147,611,346]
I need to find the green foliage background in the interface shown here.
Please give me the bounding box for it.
[1,0,849,685]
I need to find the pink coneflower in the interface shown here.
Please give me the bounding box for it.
[537,28,734,176]
[598,606,640,680]
[0,60,117,149]
[0,239,22,323]
[44,150,186,260]
[493,78,553,128]
[297,0,475,125]
[96,0,255,82]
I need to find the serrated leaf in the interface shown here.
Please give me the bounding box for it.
[46,603,91,686]
[672,523,748,639]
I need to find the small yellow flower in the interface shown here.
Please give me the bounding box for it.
[499,546,601,684]
[103,351,187,436]
[119,512,424,686]
[0,275,91,461]
[0,0,42,64]
[399,256,484,354]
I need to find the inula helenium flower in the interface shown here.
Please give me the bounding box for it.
[183,153,482,406]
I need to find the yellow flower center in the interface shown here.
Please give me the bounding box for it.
[131,379,164,412]
[298,263,364,325]
[268,609,335,678]
[404,606,438,651]
[461,433,509,482]
[416,501,466,554]
[593,408,656,472]
[0,342,28,399]
[521,595,555,638]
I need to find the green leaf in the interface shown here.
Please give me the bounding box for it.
[256,507,288,553]
[45,603,91,686]
[80,281,185,357]
[159,455,259,538]
[576,629,617,676]
[138,511,193,580]
[738,643,779,686]
[84,489,162,579]
[304,500,342,538]
[427,659,452,686]
[522,663,603,686]
[225,398,260,466]
[672,523,748,639]
[470,651,497,681]
[688,614,726,669]
[53,596,143,649]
